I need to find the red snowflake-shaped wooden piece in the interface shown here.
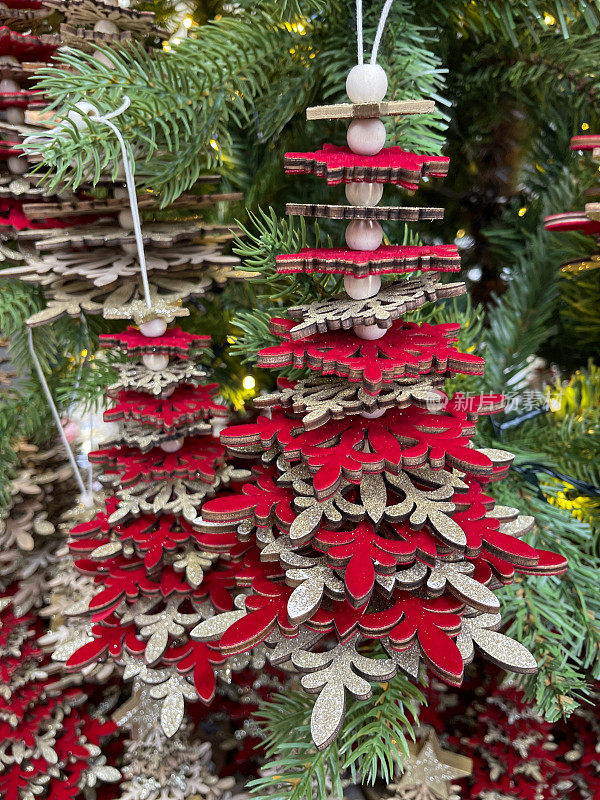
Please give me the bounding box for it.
[315,521,416,606]
[570,133,600,150]
[276,244,460,278]
[259,318,485,393]
[543,210,600,236]
[200,464,296,530]
[90,436,225,487]
[277,244,460,278]
[284,143,449,189]
[220,404,493,500]
[100,326,210,357]
[104,384,225,430]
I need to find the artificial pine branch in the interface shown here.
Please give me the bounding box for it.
[248,671,424,800]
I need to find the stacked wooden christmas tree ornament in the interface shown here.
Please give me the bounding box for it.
[0,5,262,797]
[196,62,569,749]
[53,279,284,799]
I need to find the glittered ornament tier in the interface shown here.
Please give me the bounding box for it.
[543,210,600,235]
[100,327,211,358]
[0,601,122,800]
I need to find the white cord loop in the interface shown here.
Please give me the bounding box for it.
[371,0,395,64]
[355,0,396,65]
[27,328,94,507]
[87,96,152,308]
[356,0,363,65]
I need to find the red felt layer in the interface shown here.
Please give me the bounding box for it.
[100,326,211,357]
[544,210,600,235]
[259,318,485,394]
[0,26,56,60]
[276,244,460,277]
[285,143,449,189]
[570,134,600,150]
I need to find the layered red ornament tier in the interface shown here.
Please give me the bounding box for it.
[59,322,252,740]
[0,594,121,800]
[195,65,568,750]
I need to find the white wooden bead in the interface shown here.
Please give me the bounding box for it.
[345,182,383,206]
[346,64,388,103]
[347,118,386,156]
[118,209,134,229]
[344,274,381,300]
[0,79,19,93]
[66,101,99,131]
[5,107,25,125]
[139,318,167,337]
[354,323,386,340]
[94,19,119,34]
[345,219,383,251]
[361,407,386,419]
[160,437,184,452]
[7,156,27,175]
[92,50,116,69]
[142,353,169,371]
[212,418,228,438]
[0,56,19,66]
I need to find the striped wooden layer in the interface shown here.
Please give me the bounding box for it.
[0,62,46,81]
[0,91,44,110]
[544,210,600,235]
[286,202,444,222]
[306,99,434,121]
[276,244,460,278]
[23,191,243,220]
[285,144,449,190]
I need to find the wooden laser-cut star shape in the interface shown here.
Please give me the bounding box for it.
[390,729,472,800]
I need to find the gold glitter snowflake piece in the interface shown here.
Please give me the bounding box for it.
[285,277,466,339]
[388,729,472,800]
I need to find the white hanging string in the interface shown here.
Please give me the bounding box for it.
[356,0,363,65]
[371,0,395,64]
[87,96,152,308]
[27,327,94,507]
